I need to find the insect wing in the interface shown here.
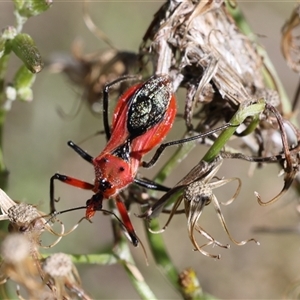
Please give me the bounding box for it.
[127,75,174,139]
[111,83,143,128]
[103,84,143,154]
[103,75,175,155]
[130,93,176,159]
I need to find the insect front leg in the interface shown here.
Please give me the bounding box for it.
[50,173,94,214]
[134,177,170,192]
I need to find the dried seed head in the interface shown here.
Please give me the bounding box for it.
[1,232,44,299]
[0,189,45,235]
[1,233,31,264]
[43,253,72,278]
[42,253,88,299]
[179,157,258,258]
[8,203,40,227]
[0,189,65,249]
[184,181,212,205]
[7,203,47,250]
[141,0,274,131]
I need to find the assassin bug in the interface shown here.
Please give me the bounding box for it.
[50,74,231,246]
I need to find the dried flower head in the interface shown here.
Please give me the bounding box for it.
[1,233,31,264]
[0,190,81,298]
[43,253,73,278]
[142,156,258,258]
[43,253,91,300]
[0,189,69,250]
[0,233,42,297]
[140,0,278,131]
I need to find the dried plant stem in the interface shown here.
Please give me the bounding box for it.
[228,4,291,116]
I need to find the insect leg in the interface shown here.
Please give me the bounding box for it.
[134,178,170,192]
[142,123,233,168]
[115,195,139,246]
[50,173,94,214]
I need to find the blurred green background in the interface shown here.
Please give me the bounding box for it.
[0,1,299,299]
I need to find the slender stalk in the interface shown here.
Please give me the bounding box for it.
[203,101,266,162]
[115,238,157,300]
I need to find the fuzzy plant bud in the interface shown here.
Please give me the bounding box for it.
[5,86,17,101]
[43,253,73,278]
[13,0,53,18]
[10,33,43,73]
[13,65,36,101]
[42,253,88,299]
[1,26,17,40]
[0,26,17,58]
[5,86,17,110]
[1,233,31,264]
[178,268,202,299]
[1,26,17,52]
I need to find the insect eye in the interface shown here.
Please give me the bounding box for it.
[119,166,125,172]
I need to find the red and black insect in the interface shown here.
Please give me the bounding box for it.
[50,74,230,246]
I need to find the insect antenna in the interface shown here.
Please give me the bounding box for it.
[49,204,148,261]
[52,205,87,216]
[44,206,87,239]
